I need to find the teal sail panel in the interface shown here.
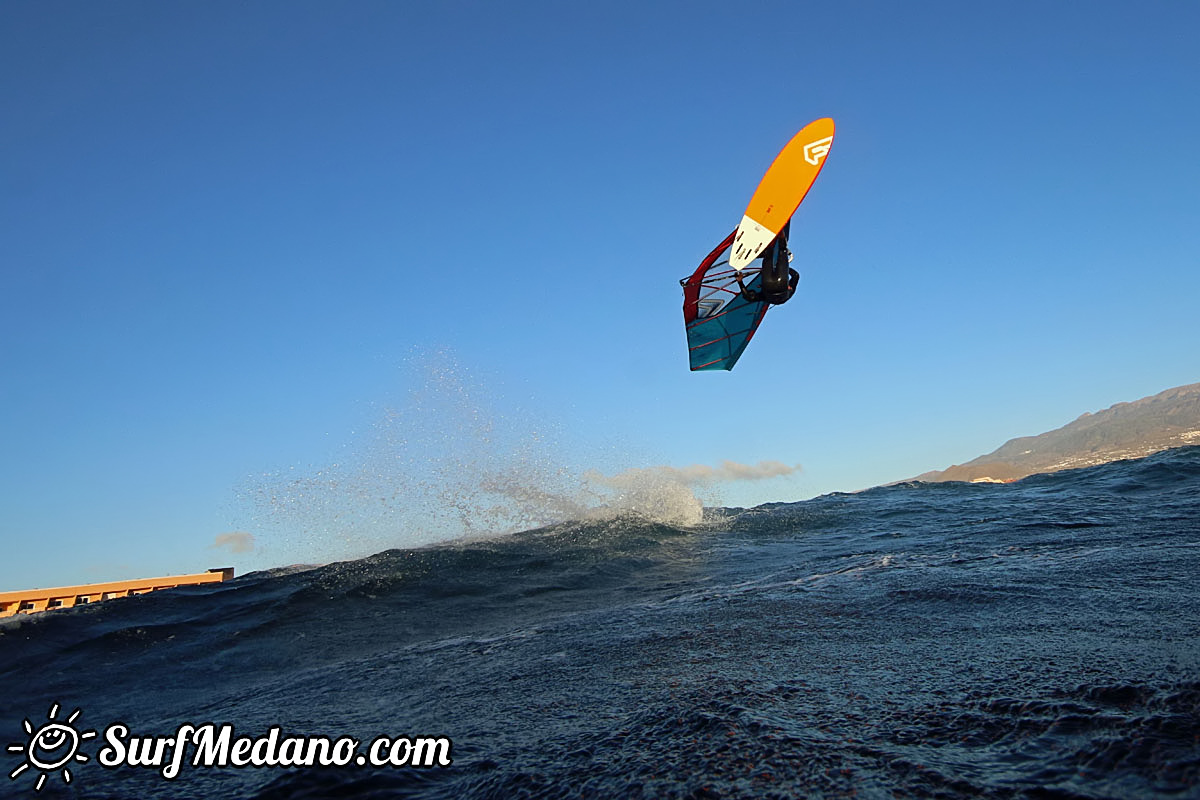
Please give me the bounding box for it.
[681,230,769,371]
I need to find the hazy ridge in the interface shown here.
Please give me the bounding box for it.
[913,382,1200,483]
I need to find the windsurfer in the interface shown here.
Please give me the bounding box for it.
[737,234,798,305]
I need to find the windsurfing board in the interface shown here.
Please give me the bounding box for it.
[730,117,835,270]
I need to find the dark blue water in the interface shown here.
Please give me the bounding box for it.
[3,448,1199,799]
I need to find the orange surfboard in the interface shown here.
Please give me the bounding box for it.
[729,118,835,270]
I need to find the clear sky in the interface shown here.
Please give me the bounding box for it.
[3,1,1198,589]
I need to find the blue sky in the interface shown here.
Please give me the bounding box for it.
[3,1,1198,588]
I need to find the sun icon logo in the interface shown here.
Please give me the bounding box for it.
[6,703,97,792]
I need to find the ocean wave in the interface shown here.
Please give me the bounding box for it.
[3,449,1200,798]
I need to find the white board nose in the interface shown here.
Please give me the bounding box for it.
[730,216,777,270]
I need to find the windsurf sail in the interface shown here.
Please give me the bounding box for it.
[681,230,774,371]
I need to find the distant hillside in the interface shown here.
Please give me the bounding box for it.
[914,382,1200,484]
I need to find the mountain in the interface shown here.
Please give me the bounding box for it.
[913,382,1200,484]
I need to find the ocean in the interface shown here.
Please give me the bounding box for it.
[3,446,1199,799]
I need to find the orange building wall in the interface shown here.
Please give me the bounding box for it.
[0,568,234,618]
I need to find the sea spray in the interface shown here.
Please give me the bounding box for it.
[235,350,799,566]
[582,460,803,527]
[236,351,588,565]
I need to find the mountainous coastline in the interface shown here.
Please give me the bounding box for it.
[913,382,1200,484]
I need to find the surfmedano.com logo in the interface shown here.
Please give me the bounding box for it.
[7,703,453,792]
